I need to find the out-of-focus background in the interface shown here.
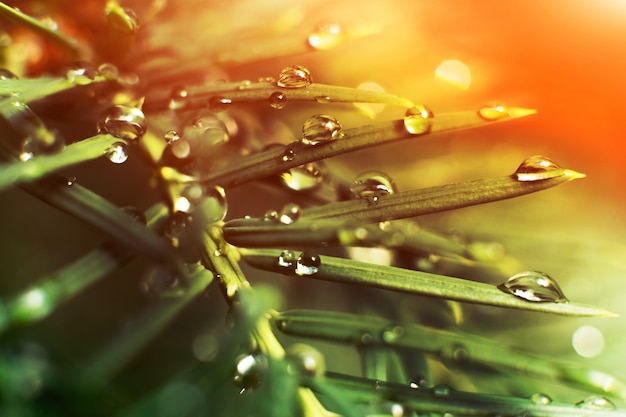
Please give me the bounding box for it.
[1,0,625,408]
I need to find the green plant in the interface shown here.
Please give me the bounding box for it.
[0,1,623,417]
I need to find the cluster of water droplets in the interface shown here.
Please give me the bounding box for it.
[264,203,302,225]
[301,114,344,145]
[277,250,321,276]
[97,104,147,164]
[498,270,568,303]
[513,155,562,181]
[350,171,396,204]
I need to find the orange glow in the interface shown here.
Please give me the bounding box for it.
[434,59,471,90]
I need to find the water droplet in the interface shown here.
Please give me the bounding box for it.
[233,354,266,393]
[192,332,219,362]
[169,85,189,110]
[66,61,97,85]
[530,393,552,406]
[121,206,147,224]
[278,250,297,268]
[477,103,509,121]
[105,142,129,163]
[307,23,344,50]
[277,65,312,88]
[497,271,568,303]
[409,376,429,389]
[295,251,321,276]
[208,96,232,112]
[350,171,396,203]
[431,384,452,397]
[576,396,616,411]
[97,105,146,141]
[105,3,139,34]
[404,105,434,135]
[264,210,279,222]
[164,130,181,145]
[66,177,77,186]
[258,76,276,84]
[301,114,344,145]
[140,265,179,296]
[164,211,190,240]
[442,343,469,366]
[282,147,295,162]
[382,326,404,343]
[286,343,326,377]
[315,95,332,104]
[238,80,252,90]
[20,130,65,161]
[278,203,301,225]
[268,91,287,109]
[97,62,119,80]
[199,186,228,223]
[0,68,18,80]
[189,113,229,145]
[280,162,324,191]
[514,155,562,181]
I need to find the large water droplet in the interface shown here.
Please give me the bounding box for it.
[97,105,146,141]
[431,384,452,397]
[97,63,120,80]
[121,205,147,224]
[404,105,434,135]
[477,103,509,121]
[301,114,344,145]
[105,142,129,163]
[382,326,404,343]
[233,353,266,394]
[105,3,139,34]
[164,130,181,145]
[278,250,297,268]
[497,271,568,303]
[20,130,65,161]
[208,96,232,112]
[576,396,616,411]
[307,23,344,50]
[280,162,324,191]
[514,155,562,181]
[295,252,321,276]
[282,147,295,162]
[140,265,179,296]
[268,91,287,109]
[66,61,97,85]
[350,171,396,203]
[264,210,279,222]
[164,211,190,240]
[277,65,312,88]
[199,185,228,223]
[286,343,326,377]
[279,203,301,225]
[169,85,189,110]
[530,393,552,406]
[0,68,18,80]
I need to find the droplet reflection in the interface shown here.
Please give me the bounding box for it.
[497,270,568,303]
